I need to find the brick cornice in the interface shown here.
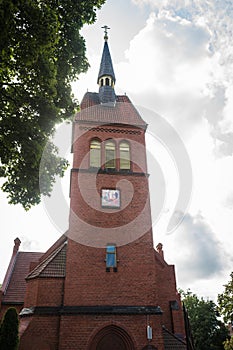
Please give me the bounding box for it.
[71,168,150,177]
[20,305,162,317]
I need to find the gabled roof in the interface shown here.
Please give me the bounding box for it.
[97,41,116,83]
[26,241,67,280]
[1,252,43,304]
[163,327,187,350]
[77,93,147,128]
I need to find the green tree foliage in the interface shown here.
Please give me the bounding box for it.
[224,336,233,350]
[0,0,105,209]
[181,289,228,350]
[218,272,233,324]
[0,307,19,350]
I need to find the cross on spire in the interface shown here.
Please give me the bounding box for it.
[101,25,110,41]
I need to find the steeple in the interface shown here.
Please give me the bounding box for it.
[97,26,116,105]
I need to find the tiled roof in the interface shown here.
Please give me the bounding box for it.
[38,234,67,263]
[98,41,116,82]
[1,252,43,304]
[77,92,147,128]
[26,242,67,280]
[163,327,187,350]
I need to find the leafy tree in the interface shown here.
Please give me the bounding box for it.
[224,336,233,350]
[218,272,233,324]
[181,289,228,350]
[0,307,19,350]
[0,0,105,209]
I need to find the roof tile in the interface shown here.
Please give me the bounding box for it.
[163,327,187,350]
[77,92,147,128]
[26,242,67,280]
[1,252,43,304]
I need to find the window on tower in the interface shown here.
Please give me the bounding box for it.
[119,141,130,170]
[90,139,101,168]
[105,140,116,169]
[106,77,110,86]
[106,244,117,272]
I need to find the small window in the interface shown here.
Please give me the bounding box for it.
[100,78,104,87]
[120,142,130,170]
[106,77,110,86]
[90,139,101,168]
[105,140,116,169]
[106,245,117,268]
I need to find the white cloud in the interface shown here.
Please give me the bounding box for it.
[224,193,233,210]
[127,0,233,155]
[118,11,212,94]
[170,212,226,279]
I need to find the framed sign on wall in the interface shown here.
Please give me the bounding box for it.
[101,189,120,208]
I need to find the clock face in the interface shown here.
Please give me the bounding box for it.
[101,189,120,208]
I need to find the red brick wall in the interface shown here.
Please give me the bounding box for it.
[72,123,147,173]
[19,315,60,350]
[154,255,185,336]
[24,278,64,307]
[24,279,39,307]
[18,115,186,349]
[63,234,158,307]
[59,314,165,350]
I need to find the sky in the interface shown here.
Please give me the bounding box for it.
[1,0,233,301]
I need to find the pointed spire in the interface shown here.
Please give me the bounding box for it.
[97,26,116,105]
[97,41,116,83]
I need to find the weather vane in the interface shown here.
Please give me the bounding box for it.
[101,25,110,41]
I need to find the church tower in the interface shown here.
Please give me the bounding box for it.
[17,28,187,350]
[62,27,186,349]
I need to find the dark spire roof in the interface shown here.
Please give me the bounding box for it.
[97,40,116,83]
[97,30,116,105]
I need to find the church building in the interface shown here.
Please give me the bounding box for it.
[1,28,189,350]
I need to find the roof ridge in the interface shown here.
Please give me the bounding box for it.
[1,252,19,295]
[26,241,67,280]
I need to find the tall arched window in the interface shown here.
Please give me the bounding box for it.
[105,140,116,169]
[120,142,130,170]
[90,139,101,168]
[105,77,110,86]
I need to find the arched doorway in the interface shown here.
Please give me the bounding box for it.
[89,325,134,350]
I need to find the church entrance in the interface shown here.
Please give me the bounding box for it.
[89,325,134,350]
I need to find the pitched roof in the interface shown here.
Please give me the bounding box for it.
[77,93,147,128]
[26,241,67,280]
[98,41,116,83]
[1,252,43,304]
[163,327,187,350]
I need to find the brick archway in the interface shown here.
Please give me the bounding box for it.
[89,325,134,350]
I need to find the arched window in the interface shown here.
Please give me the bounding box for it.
[100,78,104,87]
[120,142,130,170]
[90,139,101,168]
[105,140,116,169]
[105,77,110,86]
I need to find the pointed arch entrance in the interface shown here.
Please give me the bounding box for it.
[89,325,134,350]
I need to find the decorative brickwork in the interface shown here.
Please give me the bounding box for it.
[79,125,142,135]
